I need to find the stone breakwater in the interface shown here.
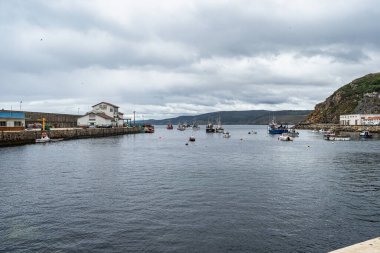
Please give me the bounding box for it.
[0,127,142,147]
[295,123,380,133]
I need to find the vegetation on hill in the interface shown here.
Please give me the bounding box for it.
[306,72,380,123]
[145,110,311,125]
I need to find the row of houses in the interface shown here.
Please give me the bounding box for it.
[0,102,130,130]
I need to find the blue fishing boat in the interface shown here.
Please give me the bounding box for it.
[268,119,288,134]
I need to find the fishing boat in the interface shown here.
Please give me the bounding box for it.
[268,119,288,134]
[359,131,372,138]
[166,121,173,130]
[215,115,224,133]
[206,121,215,133]
[192,121,200,130]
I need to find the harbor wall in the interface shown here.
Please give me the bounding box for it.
[295,123,380,133]
[24,111,80,128]
[0,127,142,147]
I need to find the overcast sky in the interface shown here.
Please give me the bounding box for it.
[1,0,379,119]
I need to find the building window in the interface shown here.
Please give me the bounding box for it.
[110,108,113,112]
[0,121,6,126]
[14,121,22,126]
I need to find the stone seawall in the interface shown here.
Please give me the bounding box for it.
[0,127,142,147]
[296,123,380,133]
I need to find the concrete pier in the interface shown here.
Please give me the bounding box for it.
[329,237,380,253]
[296,123,380,133]
[0,127,142,147]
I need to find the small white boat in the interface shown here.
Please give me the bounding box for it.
[359,131,372,138]
[278,133,293,141]
[189,136,196,142]
[177,123,186,131]
[287,129,299,137]
[35,137,50,143]
[332,136,351,141]
[36,131,50,143]
[223,132,231,138]
[324,133,350,141]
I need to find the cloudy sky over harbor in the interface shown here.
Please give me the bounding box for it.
[1,0,380,119]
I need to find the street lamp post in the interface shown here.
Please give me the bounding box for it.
[20,101,22,111]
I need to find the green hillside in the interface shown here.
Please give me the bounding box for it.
[307,72,380,123]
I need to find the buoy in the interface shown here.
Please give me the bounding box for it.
[185,143,189,145]
[248,132,251,134]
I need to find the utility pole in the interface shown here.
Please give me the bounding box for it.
[133,111,136,126]
[20,101,22,111]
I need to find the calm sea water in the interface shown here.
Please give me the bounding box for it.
[1,125,379,252]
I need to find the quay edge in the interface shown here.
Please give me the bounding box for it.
[329,237,380,253]
[295,123,380,133]
[0,127,142,147]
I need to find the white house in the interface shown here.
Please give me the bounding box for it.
[77,102,124,127]
[340,114,380,126]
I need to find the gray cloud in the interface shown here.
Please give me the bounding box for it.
[1,0,380,118]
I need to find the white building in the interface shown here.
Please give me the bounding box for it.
[77,102,124,127]
[0,110,25,128]
[340,114,380,126]
[363,115,380,126]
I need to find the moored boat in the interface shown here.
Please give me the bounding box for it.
[268,119,288,134]
[35,131,64,143]
[192,122,200,130]
[206,121,215,133]
[359,131,372,138]
[167,122,173,130]
[287,128,299,137]
[143,124,155,133]
[324,133,350,141]
[177,123,186,131]
[278,133,293,141]
[189,136,196,142]
[215,115,224,133]
[223,131,231,138]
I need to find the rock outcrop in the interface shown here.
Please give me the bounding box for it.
[307,72,380,123]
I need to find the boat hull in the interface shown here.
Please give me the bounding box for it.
[268,129,288,134]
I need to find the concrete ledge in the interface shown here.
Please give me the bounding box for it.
[296,123,380,133]
[0,126,143,147]
[329,237,380,253]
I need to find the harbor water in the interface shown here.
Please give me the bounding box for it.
[1,125,379,252]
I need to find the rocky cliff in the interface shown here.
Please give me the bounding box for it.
[306,72,380,123]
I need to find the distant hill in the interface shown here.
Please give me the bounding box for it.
[143,110,312,125]
[306,72,380,123]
